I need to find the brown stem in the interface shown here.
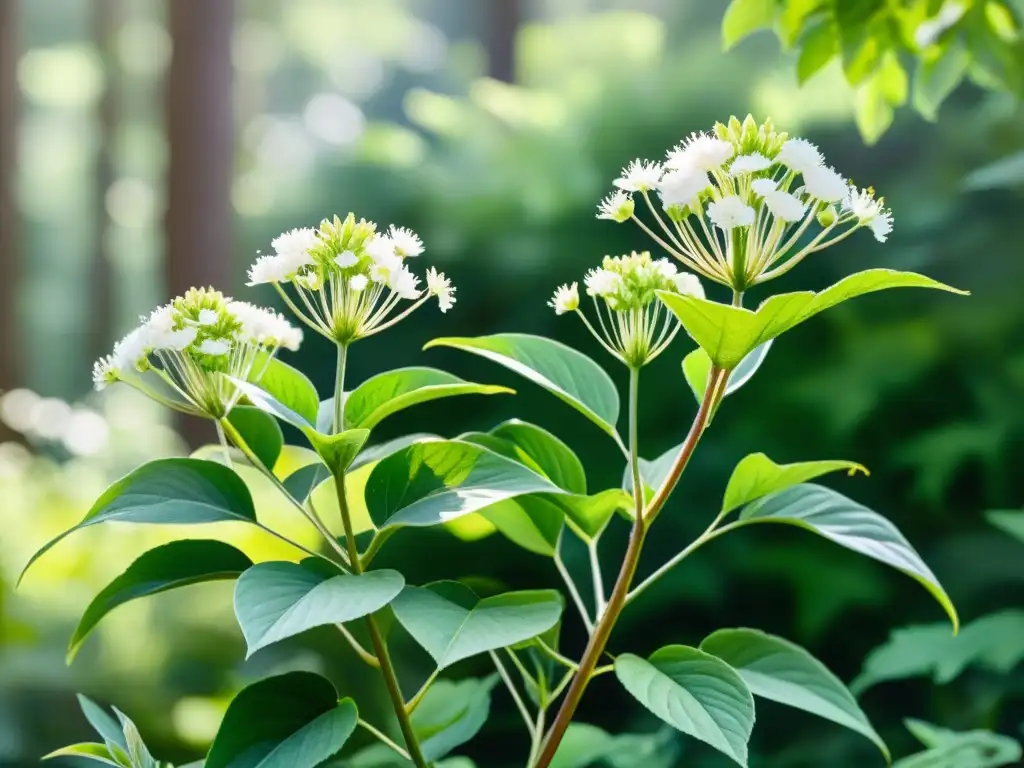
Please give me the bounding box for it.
[533,366,727,767]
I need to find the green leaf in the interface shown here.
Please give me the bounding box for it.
[722,0,777,49]
[350,433,437,472]
[227,406,284,470]
[411,676,497,761]
[76,695,128,752]
[615,646,755,766]
[114,707,158,768]
[914,41,969,121]
[624,442,679,495]
[391,581,563,669]
[893,722,1022,768]
[344,367,512,430]
[722,453,867,514]
[205,672,357,768]
[233,562,404,657]
[481,495,564,556]
[425,334,620,439]
[986,509,1024,543]
[738,483,958,630]
[551,724,680,768]
[70,539,252,662]
[253,357,320,426]
[487,420,587,494]
[365,439,566,529]
[282,462,332,504]
[853,610,1024,692]
[797,20,838,83]
[20,458,256,584]
[701,628,888,760]
[43,743,121,766]
[963,151,1024,191]
[658,269,967,370]
[683,342,772,403]
[555,489,634,539]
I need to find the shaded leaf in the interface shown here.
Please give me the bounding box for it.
[722,453,867,514]
[555,489,634,540]
[913,41,969,121]
[486,420,587,494]
[987,510,1024,543]
[350,433,438,472]
[282,462,332,504]
[412,676,497,761]
[481,495,564,557]
[893,721,1021,768]
[227,406,284,470]
[76,695,127,752]
[251,357,320,426]
[683,341,772,403]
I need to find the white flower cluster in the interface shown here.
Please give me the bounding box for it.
[92,287,302,418]
[598,115,894,291]
[249,213,454,343]
[550,251,704,368]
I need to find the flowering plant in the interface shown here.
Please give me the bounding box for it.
[30,117,965,768]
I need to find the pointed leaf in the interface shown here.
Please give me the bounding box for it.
[658,269,967,369]
[554,489,633,539]
[391,582,563,669]
[70,540,252,661]
[252,357,320,426]
[205,672,357,768]
[738,483,958,630]
[365,439,565,529]
[76,695,128,752]
[114,707,158,768]
[481,495,564,556]
[893,724,1021,768]
[615,646,754,766]
[425,333,620,438]
[234,562,404,657]
[282,462,332,504]
[227,406,284,470]
[701,628,888,760]
[987,510,1024,543]
[412,676,497,761]
[43,743,121,766]
[20,458,256,583]
[486,420,587,494]
[722,453,867,514]
[687,341,774,403]
[344,367,512,430]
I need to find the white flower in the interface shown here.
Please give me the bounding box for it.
[388,226,424,258]
[152,326,198,352]
[228,301,302,351]
[915,2,965,48]
[596,190,634,222]
[707,196,755,230]
[761,191,808,222]
[349,274,368,292]
[335,250,359,268]
[197,309,218,326]
[843,185,893,234]
[751,178,779,197]
[548,282,580,315]
[803,165,848,203]
[197,338,231,356]
[614,159,663,192]
[389,265,421,300]
[870,211,893,243]
[112,327,151,371]
[584,268,623,297]
[672,272,705,299]
[366,234,397,264]
[652,259,679,280]
[271,227,318,269]
[247,255,290,285]
[730,153,772,175]
[657,169,711,208]
[92,355,118,390]
[666,132,735,172]
[777,138,823,173]
[426,267,456,313]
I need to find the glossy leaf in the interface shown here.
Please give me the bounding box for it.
[350,433,437,472]
[615,646,755,766]
[20,458,256,583]
[70,539,252,661]
[344,367,512,430]
[555,489,633,539]
[658,269,967,369]
[738,484,958,630]
[683,342,772,403]
[365,439,565,529]
[306,428,370,474]
[43,743,121,766]
[701,628,888,759]
[252,356,320,426]
[486,420,587,494]
[987,510,1024,543]
[234,561,404,657]
[893,721,1021,768]
[391,581,563,669]
[722,453,867,514]
[205,672,357,768]
[481,495,564,556]
[227,406,284,469]
[412,676,497,761]
[722,0,775,49]
[425,333,620,438]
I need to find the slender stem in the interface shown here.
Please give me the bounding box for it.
[592,664,615,678]
[334,343,347,434]
[535,638,579,671]
[357,719,411,761]
[554,546,594,634]
[526,705,547,768]
[588,534,606,622]
[336,623,379,668]
[628,367,642,522]
[360,527,398,569]
[533,366,727,768]
[214,419,233,469]
[490,650,536,738]
[405,668,440,714]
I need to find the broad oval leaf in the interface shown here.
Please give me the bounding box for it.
[481,495,564,557]
[738,483,958,631]
[425,333,621,438]
[412,676,497,761]
[344,367,513,430]
[554,489,634,540]
[205,671,357,768]
[391,581,563,669]
[252,356,320,426]
[683,342,773,403]
[234,561,404,657]
[722,453,867,514]
[486,420,587,494]
[365,440,566,529]
[70,539,252,661]
[615,646,755,766]
[20,458,256,583]
[227,405,284,470]
[701,628,888,760]
[350,433,438,472]
[658,269,967,370]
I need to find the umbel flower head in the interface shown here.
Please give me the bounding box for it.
[550,251,704,368]
[248,213,455,344]
[599,115,894,292]
[92,288,302,418]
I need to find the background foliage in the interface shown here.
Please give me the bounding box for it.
[1,0,1022,766]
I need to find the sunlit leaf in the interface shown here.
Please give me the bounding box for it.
[722,0,776,49]
[913,41,969,121]
[722,453,867,513]
[42,743,121,766]
[683,341,772,403]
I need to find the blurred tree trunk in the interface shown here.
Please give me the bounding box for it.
[0,0,20,414]
[487,0,521,82]
[165,0,234,446]
[91,0,119,363]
